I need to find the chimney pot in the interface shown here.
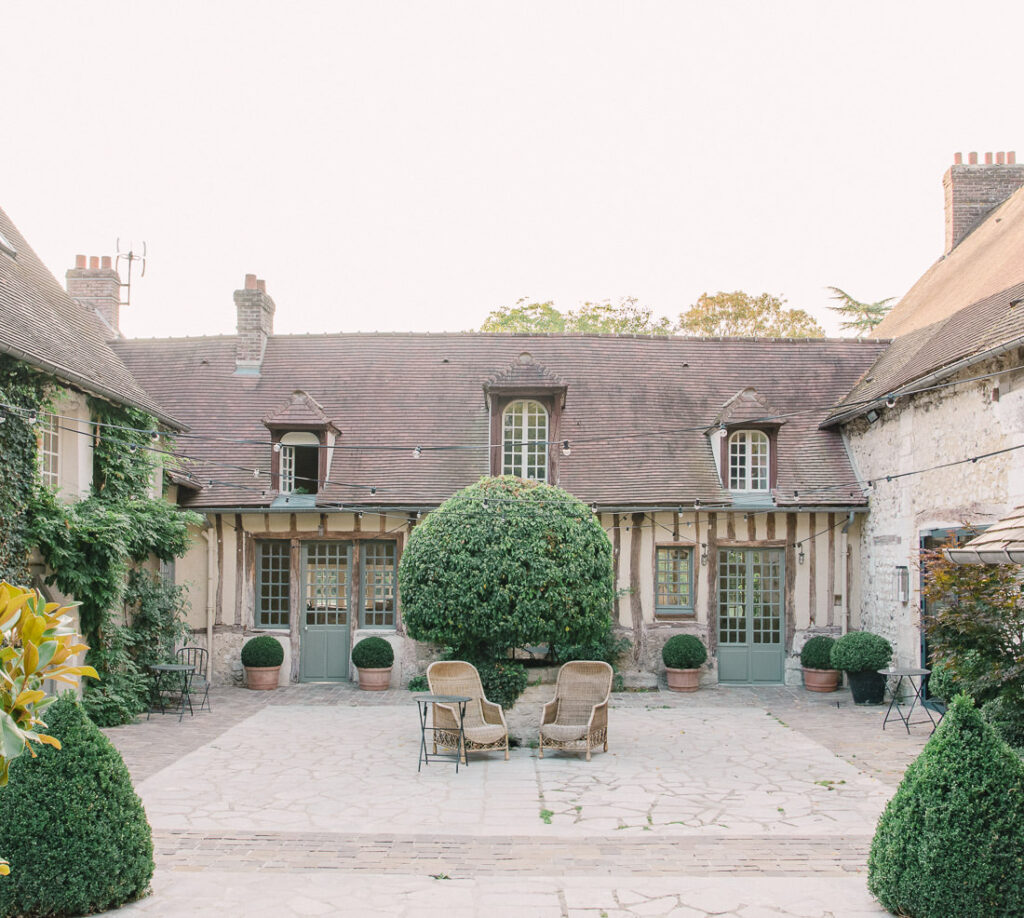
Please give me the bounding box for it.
[101,255,112,269]
[997,152,1005,164]
[944,147,1024,254]
[75,254,87,268]
[245,273,258,290]
[1009,151,1017,165]
[985,152,993,164]
[969,152,978,164]
[256,279,266,293]
[89,256,99,269]
[953,152,963,165]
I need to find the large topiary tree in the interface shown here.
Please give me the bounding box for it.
[867,694,1024,917]
[399,476,615,703]
[0,694,154,916]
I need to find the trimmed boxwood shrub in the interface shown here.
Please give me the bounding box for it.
[830,630,892,672]
[351,636,394,669]
[800,635,836,669]
[240,634,284,668]
[662,634,707,670]
[981,693,1024,752]
[477,660,529,710]
[868,694,1024,917]
[0,695,154,917]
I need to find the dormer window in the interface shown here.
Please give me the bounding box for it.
[728,430,770,491]
[279,431,320,494]
[503,399,548,481]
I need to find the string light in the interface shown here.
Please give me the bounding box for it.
[412,446,422,459]
[700,543,708,566]
[273,443,282,453]
[561,440,571,457]
[885,394,897,409]
[25,410,36,426]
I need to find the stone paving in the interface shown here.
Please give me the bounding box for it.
[101,682,932,917]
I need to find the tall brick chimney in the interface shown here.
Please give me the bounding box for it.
[234,273,275,375]
[943,151,1024,254]
[66,254,122,335]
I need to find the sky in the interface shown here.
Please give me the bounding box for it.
[3,1,1022,339]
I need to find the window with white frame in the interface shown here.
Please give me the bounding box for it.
[38,413,59,489]
[278,431,320,494]
[656,546,693,615]
[502,399,548,481]
[728,430,770,491]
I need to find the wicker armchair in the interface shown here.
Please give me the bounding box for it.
[426,661,509,762]
[539,661,613,761]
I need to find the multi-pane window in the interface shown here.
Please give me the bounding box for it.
[37,413,59,489]
[304,542,348,626]
[728,430,770,491]
[656,546,693,614]
[502,399,548,481]
[361,541,396,628]
[257,541,291,628]
[278,431,320,494]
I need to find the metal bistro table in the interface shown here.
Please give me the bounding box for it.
[416,694,471,773]
[148,663,196,722]
[880,667,938,734]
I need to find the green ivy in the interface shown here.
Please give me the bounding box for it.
[0,355,51,583]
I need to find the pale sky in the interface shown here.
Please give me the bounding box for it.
[3,1,1021,339]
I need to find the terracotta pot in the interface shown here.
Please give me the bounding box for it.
[803,667,840,693]
[357,666,392,691]
[245,665,281,690]
[665,667,700,692]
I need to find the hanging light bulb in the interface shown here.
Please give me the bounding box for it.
[885,394,897,409]
[700,543,708,566]
[252,469,260,478]
[590,503,598,514]
[798,545,806,565]
[26,410,37,426]
[273,442,282,453]
[128,443,138,453]
[561,440,571,457]
[412,445,422,459]
[150,430,160,441]
[0,413,6,424]
[370,486,377,495]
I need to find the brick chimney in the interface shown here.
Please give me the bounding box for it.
[234,273,275,375]
[943,151,1024,254]
[66,254,122,335]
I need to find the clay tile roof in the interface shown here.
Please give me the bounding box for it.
[711,387,783,428]
[113,333,885,510]
[876,184,1024,338]
[0,203,182,428]
[263,389,337,431]
[827,281,1024,424]
[945,506,1024,565]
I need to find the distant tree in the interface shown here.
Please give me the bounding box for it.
[479,300,565,333]
[827,287,894,336]
[480,297,671,336]
[676,291,825,338]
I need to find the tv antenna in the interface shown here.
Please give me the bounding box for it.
[116,239,146,307]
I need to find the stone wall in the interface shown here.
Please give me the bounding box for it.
[844,351,1024,665]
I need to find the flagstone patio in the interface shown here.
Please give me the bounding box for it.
[102,683,930,917]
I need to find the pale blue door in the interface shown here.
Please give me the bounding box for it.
[300,542,351,682]
[717,549,785,684]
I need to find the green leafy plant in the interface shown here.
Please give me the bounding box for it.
[868,695,1024,917]
[800,635,836,669]
[926,658,958,704]
[0,695,154,915]
[407,674,428,692]
[829,631,892,672]
[661,634,707,669]
[241,635,284,668]
[476,660,529,710]
[399,476,615,708]
[351,636,394,669]
[551,631,632,666]
[980,695,1024,753]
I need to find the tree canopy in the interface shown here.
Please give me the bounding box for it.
[827,286,893,336]
[480,297,671,336]
[675,291,825,338]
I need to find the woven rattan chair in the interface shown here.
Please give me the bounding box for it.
[538,660,613,761]
[426,661,509,762]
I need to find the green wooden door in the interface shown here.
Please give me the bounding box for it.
[717,548,785,684]
[300,542,351,681]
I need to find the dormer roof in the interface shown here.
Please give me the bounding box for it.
[710,387,784,430]
[483,352,567,404]
[262,389,339,433]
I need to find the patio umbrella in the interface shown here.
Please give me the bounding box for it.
[943,506,1024,564]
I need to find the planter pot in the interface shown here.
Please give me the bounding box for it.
[802,667,840,693]
[357,666,392,691]
[847,670,886,705]
[245,665,281,691]
[665,667,700,692]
